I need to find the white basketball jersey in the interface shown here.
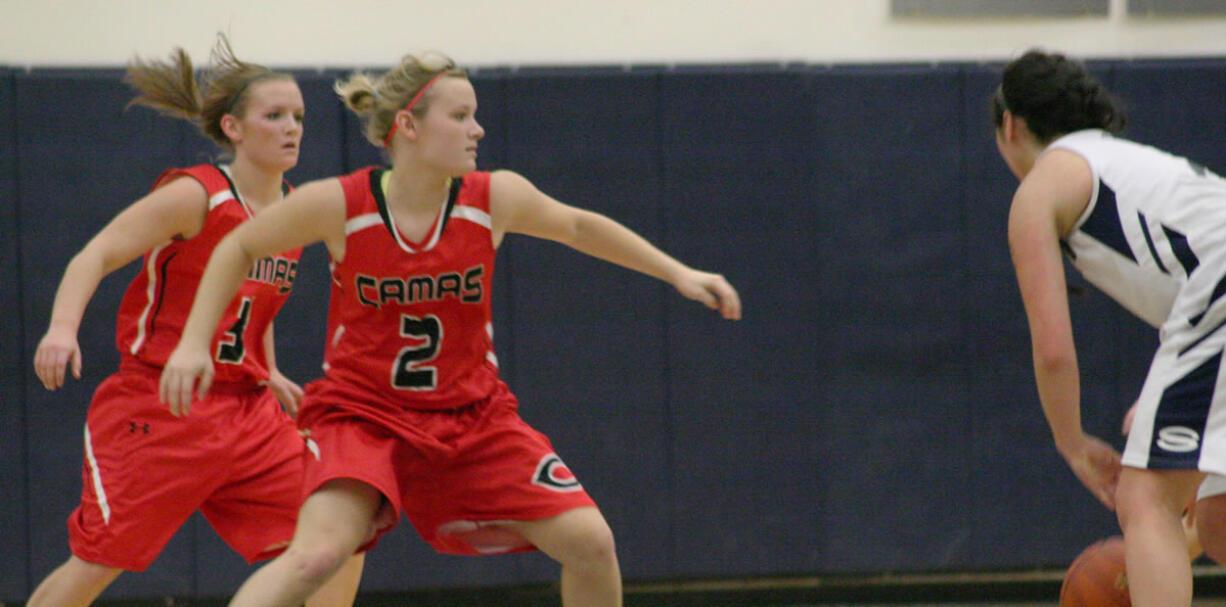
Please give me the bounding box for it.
[1048,130,1226,346]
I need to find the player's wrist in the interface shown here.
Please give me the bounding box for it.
[46,317,81,335]
[1052,430,1087,457]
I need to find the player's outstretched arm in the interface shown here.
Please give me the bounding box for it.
[489,169,741,320]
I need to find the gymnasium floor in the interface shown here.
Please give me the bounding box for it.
[59,566,1226,607]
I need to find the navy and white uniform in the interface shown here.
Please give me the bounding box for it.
[1047,129,1226,488]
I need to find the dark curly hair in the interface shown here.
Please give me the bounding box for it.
[991,49,1127,143]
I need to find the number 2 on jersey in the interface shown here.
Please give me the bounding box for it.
[393,314,441,390]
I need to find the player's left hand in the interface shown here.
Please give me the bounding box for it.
[262,370,305,418]
[674,269,741,320]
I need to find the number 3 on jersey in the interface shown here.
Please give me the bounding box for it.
[216,297,252,364]
[393,314,441,390]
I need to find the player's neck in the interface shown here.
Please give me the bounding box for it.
[383,167,451,213]
[226,158,284,213]
[1015,142,1048,180]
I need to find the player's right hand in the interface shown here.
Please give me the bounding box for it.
[673,268,742,320]
[1061,433,1122,510]
[33,329,82,391]
[159,344,215,417]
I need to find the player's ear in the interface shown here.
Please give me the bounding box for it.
[1001,110,1017,141]
[399,110,422,141]
[221,114,242,143]
[1003,111,1033,144]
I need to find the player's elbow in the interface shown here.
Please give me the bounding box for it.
[213,231,259,272]
[564,210,613,248]
[1032,346,1076,377]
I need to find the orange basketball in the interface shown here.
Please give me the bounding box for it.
[1060,536,1130,607]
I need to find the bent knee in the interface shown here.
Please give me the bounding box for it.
[282,545,352,585]
[563,519,618,567]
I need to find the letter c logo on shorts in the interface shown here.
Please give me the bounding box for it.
[1156,426,1201,453]
[532,454,583,493]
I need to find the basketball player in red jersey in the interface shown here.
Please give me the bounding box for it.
[160,51,741,607]
[26,35,362,606]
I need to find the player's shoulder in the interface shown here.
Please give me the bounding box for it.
[488,169,538,198]
[153,164,227,193]
[1014,149,1094,234]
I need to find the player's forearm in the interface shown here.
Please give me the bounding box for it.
[567,212,688,285]
[46,251,111,335]
[1034,352,1084,453]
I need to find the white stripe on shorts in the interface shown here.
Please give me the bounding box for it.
[83,423,111,525]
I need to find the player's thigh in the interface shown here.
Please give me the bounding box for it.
[504,506,615,564]
[293,478,385,553]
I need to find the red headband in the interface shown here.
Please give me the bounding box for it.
[383,72,448,147]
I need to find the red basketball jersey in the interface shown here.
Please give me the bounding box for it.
[114,164,302,384]
[317,167,499,411]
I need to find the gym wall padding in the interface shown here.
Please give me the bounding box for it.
[656,65,829,575]
[4,58,1226,601]
[1,67,31,601]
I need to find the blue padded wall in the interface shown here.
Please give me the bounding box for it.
[0,67,31,602]
[1114,59,1226,170]
[657,66,829,576]
[801,65,975,574]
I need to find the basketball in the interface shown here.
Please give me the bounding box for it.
[1060,536,1130,607]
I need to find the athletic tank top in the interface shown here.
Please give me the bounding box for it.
[115,164,301,384]
[320,167,499,410]
[1049,130,1226,341]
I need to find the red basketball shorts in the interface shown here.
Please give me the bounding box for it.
[300,379,597,555]
[68,366,306,570]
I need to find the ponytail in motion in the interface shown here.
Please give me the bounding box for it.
[334,51,466,148]
[124,33,294,148]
